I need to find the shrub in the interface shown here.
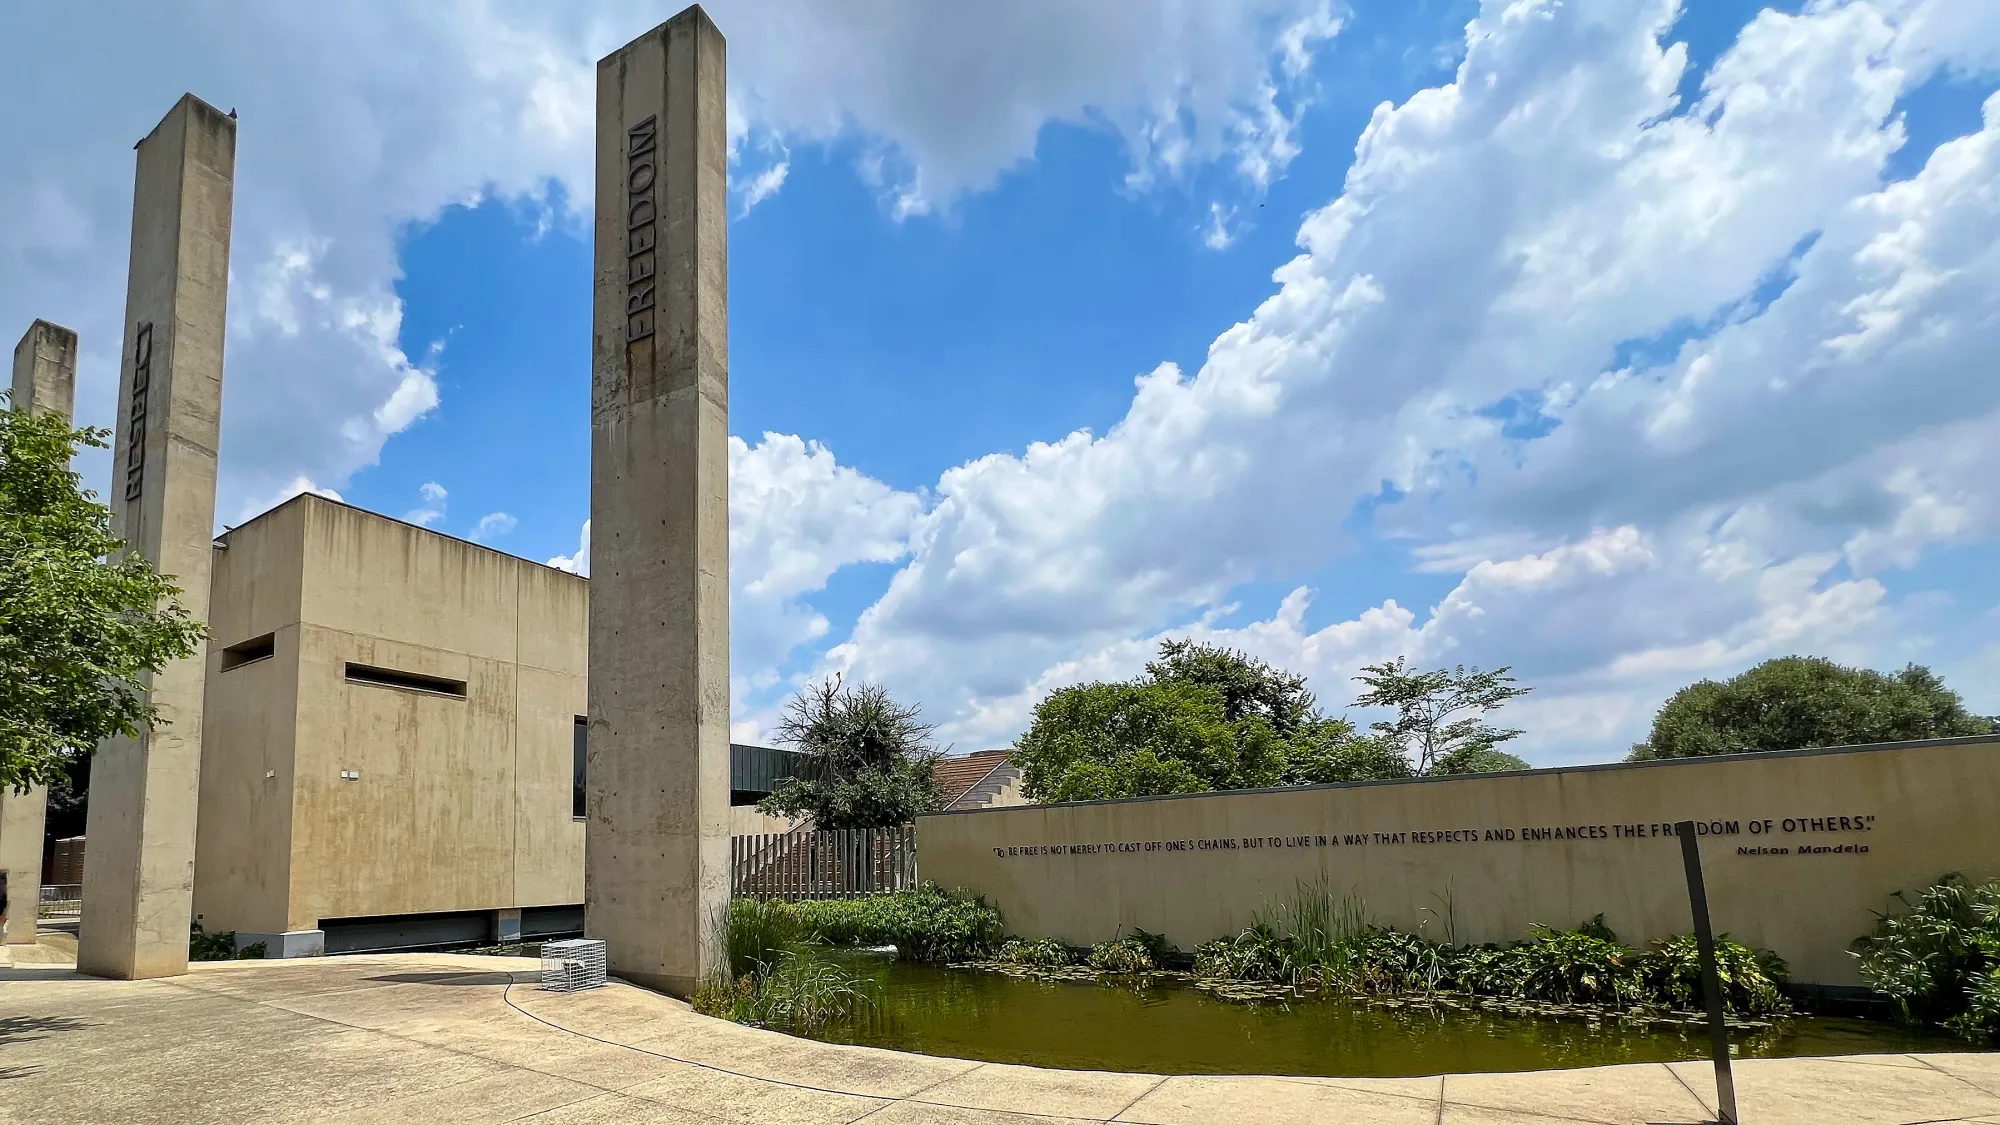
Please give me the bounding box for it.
[1637,934,1790,1017]
[1127,927,1179,964]
[1851,874,2000,1038]
[1088,938,1154,973]
[997,938,1076,968]
[1449,942,1530,997]
[856,883,1005,962]
[189,919,263,961]
[763,883,1005,963]
[1510,921,1640,1007]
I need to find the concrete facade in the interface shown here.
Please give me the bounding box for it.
[919,735,2000,988]
[0,796,47,944]
[191,495,589,950]
[587,4,732,996]
[2,319,78,944]
[10,319,77,419]
[79,95,235,981]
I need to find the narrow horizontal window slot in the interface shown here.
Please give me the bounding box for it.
[220,633,276,671]
[344,662,466,698]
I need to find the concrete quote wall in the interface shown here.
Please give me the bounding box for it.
[919,737,2000,987]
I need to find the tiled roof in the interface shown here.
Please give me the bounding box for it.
[934,749,1011,806]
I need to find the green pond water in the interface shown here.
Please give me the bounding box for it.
[797,951,1966,1078]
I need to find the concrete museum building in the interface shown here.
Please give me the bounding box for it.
[187,492,794,956]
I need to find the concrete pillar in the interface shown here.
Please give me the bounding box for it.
[586,5,731,997]
[78,95,235,981]
[12,320,78,419]
[2,319,79,944]
[493,907,523,945]
[0,786,47,946]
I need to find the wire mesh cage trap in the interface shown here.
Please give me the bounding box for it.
[540,938,608,992]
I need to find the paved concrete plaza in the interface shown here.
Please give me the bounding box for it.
[4,948,2000,1124]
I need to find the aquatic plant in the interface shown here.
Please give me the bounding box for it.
[1127,927,1179,964]
[998,938,1077,968]
[1851,874,2000,1039]
[1637,934,1789,1017]
[744,951,876,1032]
[694,950,874,1033]
[1189,891,1789,1017]
[1510,920,1640,1006]
[1087,937,1154,973]
[1194,924,1293,982]
[721,897,802,980]
[693,899,874,1034]
[1258,876,1368,983]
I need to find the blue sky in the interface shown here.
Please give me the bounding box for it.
[5,0,1999,757]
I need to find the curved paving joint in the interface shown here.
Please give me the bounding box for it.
[2,952,1999,1124]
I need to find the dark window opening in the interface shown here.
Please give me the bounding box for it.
[573,717,587,819]
[220,633,276,671]
[344,663,467,698]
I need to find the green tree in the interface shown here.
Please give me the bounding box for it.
[1012,640,1395,801]
[1351,657,1532,776]
[1146,638,1321,738]
[0,402,205,793]
[1282,723,1412,784]
[1627,656,1994,761]
[756,676,945,829]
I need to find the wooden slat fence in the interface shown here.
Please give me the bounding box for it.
[731,824,916,901]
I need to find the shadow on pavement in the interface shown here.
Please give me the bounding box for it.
[0,1014,89,1051]
[363,971,522,987]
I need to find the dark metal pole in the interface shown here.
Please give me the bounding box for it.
[1676,820,1739,1125]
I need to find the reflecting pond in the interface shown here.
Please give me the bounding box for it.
[798,951,1966,1078]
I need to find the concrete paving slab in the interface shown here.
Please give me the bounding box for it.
[332,1068,605,1125]
[909,1061,1164,1119]
[618,1060,885,1124]
[1444,1061,1709,1124]
[697,1036,986,1100]
[1667,1056,2000,1124]
[502,1092,718,1124]
[1116,1074,1443,1124]
[859,1104,1112,1125]
[1920,1052,2000,1096]
[1437,1107,1636,1124]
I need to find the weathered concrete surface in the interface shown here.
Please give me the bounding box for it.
[923,735,2000,987]
[1,953,1997,1124]
[78,93,235,981]
[193,494,587,945]
[10,319,77,418]
[2,319,80,944]
[0,792,45,946]
[587,3,731,997]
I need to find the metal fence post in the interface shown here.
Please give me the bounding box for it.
[1675,820,1739,1125]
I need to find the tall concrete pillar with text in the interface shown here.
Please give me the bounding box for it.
[78,95,234,980]
[587,5,731,996]
[1,320,78,944]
